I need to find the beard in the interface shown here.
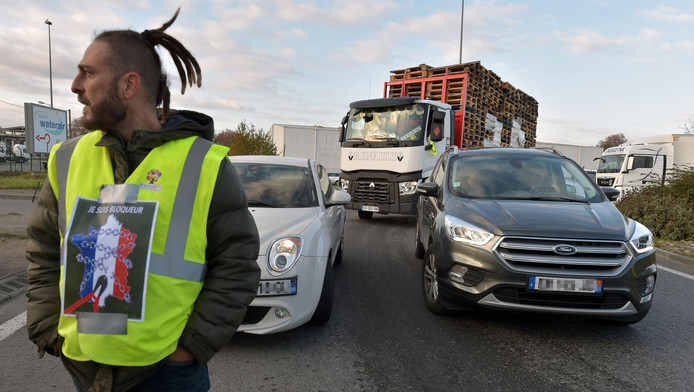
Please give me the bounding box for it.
[82,82,127,131]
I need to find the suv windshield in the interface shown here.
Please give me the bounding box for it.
[345,104,426,143]
[234,163,318,208]
[597,154,625,173]
[449,154,601,203]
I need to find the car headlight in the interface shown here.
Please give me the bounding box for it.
[399,180,419,195]
[339,178,350,192]
[444,215,494,245]
[267,236,303,276]
[629,222,654,254]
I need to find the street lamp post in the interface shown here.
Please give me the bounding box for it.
[45,19,53,107]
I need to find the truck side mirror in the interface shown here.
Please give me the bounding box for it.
[624,155,634,173]
[339,114,348,143]
[428,111,446,142]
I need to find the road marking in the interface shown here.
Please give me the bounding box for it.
[0,311,26,343]
[659,266,694,281]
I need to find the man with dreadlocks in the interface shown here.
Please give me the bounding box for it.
[25,8,260,391]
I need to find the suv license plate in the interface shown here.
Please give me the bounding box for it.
[257,278,297,296]
[361,205,379,212]
[529,276,603,294]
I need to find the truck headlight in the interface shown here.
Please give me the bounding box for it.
[444,215,494,245]
[267,236,303,276]
[339,178,350,192]
[399,180,419,195]
[629,222,654,254]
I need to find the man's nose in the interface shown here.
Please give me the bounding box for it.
[71,75,83,94]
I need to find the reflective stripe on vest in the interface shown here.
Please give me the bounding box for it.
[54,136,212,282]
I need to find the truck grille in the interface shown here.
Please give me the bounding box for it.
[354,180,391,203]
[494,237,631,277]
[597,177,614,186]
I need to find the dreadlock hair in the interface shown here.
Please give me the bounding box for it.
[93,7,201,125]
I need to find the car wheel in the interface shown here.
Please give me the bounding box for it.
[414,218,425,259]
[333,234,344,266]
[422,247,449,314]
[309,263,334,325]
[358,210,373,219]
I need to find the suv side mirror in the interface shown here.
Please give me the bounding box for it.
[428,111,445,142]
[417,182,439,196]
[601,187,620,201]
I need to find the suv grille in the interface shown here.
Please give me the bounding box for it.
[494,237,631,277]
[354,180,390,203]
[493,288,628,310]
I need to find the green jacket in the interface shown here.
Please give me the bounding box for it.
[25,110,260,391]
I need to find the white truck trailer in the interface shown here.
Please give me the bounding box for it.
[595,134,694,196]
[534,142,603,170]
[268,124,341,174]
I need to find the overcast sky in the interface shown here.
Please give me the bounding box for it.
[1,0,693,146]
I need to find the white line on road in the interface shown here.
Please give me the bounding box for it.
[659,265,694,281]
[0,310,26,343]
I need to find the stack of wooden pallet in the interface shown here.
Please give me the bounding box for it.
[386,62,538,148]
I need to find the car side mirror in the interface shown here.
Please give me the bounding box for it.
[601,187,620,201]
[326,189,351,206]
[417,182,439,196]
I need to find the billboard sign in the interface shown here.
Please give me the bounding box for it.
[24,103,69,154]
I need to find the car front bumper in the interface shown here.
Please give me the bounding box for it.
[239,256,327,334]
[433,237,657,322]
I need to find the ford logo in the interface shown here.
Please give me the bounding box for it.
[553,244,577,256]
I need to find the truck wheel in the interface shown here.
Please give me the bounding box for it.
[358,210,373,219]
[309,262,334,325]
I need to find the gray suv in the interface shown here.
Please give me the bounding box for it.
[415,147,656,324]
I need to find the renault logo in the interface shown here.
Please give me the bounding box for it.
[553,244,577,256]
[369,182,375,189]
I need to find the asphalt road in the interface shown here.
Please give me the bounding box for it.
[1,210,693,391]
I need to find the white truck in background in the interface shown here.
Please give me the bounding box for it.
[595,134,694,197]
[534,142,603,171]
[11,143,31,163]
[0,142,6,162]
[269,124,341,176]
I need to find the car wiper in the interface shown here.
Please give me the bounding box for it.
[247,200,278,208]
[345,138,372,147]
[382,137,401,147]
[526,196,588,203]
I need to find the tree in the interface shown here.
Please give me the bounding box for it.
[597,133,627,150]
[70,116,91,138]
[680,119,694,134]
[214,120,278,156]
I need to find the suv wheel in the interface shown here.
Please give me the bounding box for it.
[414,219,425,259]
[422,247,449,314]
[358,210,373,219]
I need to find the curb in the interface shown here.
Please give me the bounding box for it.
[0,271,27,306]
[656,248,694,268]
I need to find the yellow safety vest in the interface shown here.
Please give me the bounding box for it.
[48,131,229,366]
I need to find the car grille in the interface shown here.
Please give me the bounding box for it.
[494,237,631,277]
[597,177,614,186]
[493,288,628,310]
[242,306,270,324]
[354,180,390,203]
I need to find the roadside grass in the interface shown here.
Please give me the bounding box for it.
[0,171,45,189]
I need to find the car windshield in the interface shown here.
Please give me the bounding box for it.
[346,104,426,142]
[234,163,318,208]
[449,154,602,203]
[597,154,625,173]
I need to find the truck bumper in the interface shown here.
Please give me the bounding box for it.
[348,199,417,215]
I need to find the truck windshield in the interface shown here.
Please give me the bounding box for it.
[346,104,426,143]
[597,154,625,174]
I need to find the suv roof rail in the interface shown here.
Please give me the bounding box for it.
[532,147,567,158]
[446,145,459,154]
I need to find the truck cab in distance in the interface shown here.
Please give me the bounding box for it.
[338,97,452,219]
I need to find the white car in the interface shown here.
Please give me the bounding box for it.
[230,155,351,334]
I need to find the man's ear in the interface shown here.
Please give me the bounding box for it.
[121,72,141,100]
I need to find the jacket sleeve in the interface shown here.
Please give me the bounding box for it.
[179,158,260,364]
[25,177,62,358]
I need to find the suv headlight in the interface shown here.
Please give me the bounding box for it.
[339,178,350,192]
[629,222,654,254]
[267,236,303,276]
[399,180,419,195]
[444,215,494,245]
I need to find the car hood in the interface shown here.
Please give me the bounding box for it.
[249,207,319,254]
[447,198,629,240]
